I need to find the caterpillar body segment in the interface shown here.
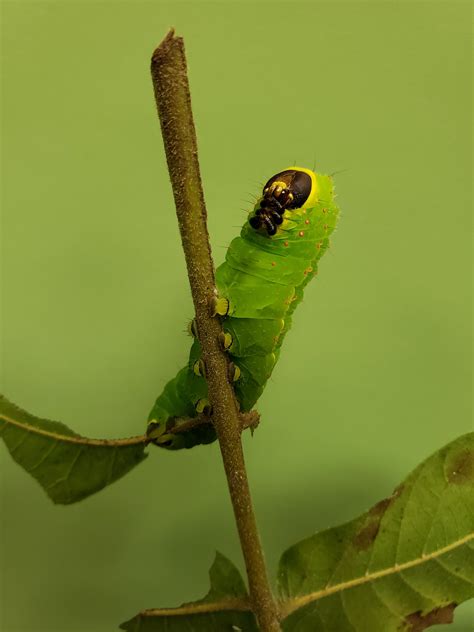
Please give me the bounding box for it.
[147,167,339,449]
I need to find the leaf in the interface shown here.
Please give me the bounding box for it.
[120,552,259,631]
[0,394,148,504]
[278,433,474,631]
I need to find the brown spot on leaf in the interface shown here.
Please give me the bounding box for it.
[353,498,390,550]
[353,485,404,551]
[404,603,456,631]
[353,520,381,551]
[446,448,474,485]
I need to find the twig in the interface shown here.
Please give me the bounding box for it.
[0,412,149,446]
[150,29,281,632]
[168,410,260,435]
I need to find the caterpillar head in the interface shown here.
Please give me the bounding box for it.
[249,167,318,236]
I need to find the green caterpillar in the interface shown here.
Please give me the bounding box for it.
[147,167,339,449]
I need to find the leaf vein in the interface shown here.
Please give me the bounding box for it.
[279,532,474,618]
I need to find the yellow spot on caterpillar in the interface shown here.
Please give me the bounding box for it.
[271,261,276,267]
[284,241,289,247]
[316,242,322,250]
[322,208,327,214]
[305,219,310,225]
[298,231,304,237]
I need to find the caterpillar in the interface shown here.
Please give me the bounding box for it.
[147,167,339,449]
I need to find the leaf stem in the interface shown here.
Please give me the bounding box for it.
[0,412,149,447]
[150,29,281,632]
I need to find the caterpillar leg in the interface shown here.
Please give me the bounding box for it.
[193,358,206,377]
[219,331,233,351]
[210,295,230,317]
[147,419,168,441]
[146,392,215,450]
[195,397,212,415]
[147,419,214,451]
[147,422,184,450]
[187,319,198,338]
[228,362,241,382]
[193,353,237,382]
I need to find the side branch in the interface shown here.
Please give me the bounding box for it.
[169,410,260,436]
[150,29,281,632]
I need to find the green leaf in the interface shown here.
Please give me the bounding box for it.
[278,433,474,631]
[0,394,148,504]
[120,552,259,631]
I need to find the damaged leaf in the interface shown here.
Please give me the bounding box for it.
[405,603,456,631]
[278,433,474,631]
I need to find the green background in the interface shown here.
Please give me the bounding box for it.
[1,1,472,630]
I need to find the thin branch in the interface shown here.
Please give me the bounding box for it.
[0,409,258,448]
[0,413,149,447]
[150,29,281,632]
[168,410,260,435]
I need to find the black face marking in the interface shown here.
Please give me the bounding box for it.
[249,169,313,236]
[263,170,312,209]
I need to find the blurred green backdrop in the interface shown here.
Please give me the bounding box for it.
[1,1,472,631]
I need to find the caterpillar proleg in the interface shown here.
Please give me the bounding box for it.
[147,167,339,449]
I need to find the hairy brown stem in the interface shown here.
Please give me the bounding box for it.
[150,29,281,632]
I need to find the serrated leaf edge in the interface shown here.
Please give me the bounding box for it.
[279,532,474,618]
